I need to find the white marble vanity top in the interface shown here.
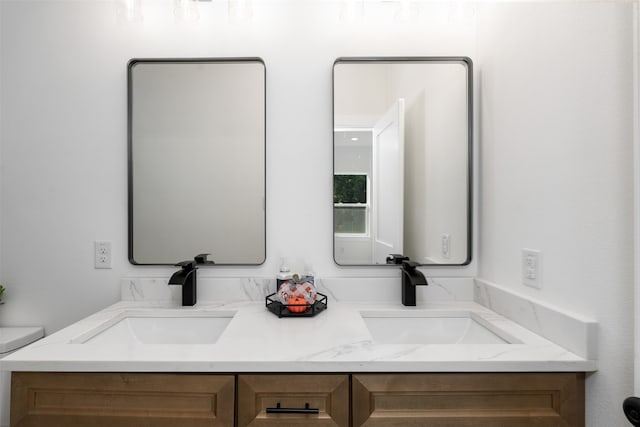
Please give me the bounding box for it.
[1,298,596,372]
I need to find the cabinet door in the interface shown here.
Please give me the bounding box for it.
[11,372,235,427]
[237,374,349,427]
[352,373,585,427]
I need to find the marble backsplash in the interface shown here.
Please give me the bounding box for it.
[474,278,598,360]
[120,275,475,304]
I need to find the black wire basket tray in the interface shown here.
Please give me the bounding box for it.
[265,292,328,318]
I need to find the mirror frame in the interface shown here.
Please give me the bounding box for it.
[127,57,267,266]
[332,56,473,267]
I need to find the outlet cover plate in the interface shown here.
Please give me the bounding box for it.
[94,241,112,269]
[522,248,542,289]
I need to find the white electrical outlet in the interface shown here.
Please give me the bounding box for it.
[94,241,112,269]
[441,234,451,259]
[522,248,542,289]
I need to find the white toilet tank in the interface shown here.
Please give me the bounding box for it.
[0,327,44,427]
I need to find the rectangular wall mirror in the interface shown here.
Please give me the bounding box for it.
[128,58,266,265]
[333,57,472,266]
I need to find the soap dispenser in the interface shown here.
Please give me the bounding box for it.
[276,260,292,293]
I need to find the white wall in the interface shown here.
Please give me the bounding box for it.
[476,2,635,426]
[395,64,469,264]
[334,63,390,127]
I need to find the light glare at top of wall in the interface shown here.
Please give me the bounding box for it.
[116,0,471,27]
[174,0,201,23]
[118,0,143,23]
[339,0,473,27]
[117,0,251,24]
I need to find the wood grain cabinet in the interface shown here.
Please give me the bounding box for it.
[11,372,584,427]
[352,373,585,427]
[237,374,350,427]
[10,372,235,427]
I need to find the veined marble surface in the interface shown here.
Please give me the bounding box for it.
[2,297,595,373]
[1,276,597,373]
[474,278,598,360]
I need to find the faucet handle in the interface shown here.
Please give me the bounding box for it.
[386,254,410,265]
[175,260,197,270]
[194,253,215,265]
[401,260,421,270]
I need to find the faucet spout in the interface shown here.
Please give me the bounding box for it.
[169,260,198,306]
[401,260,428,306]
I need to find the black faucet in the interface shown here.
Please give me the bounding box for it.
[168,254,214,306]
[386,254,429,306]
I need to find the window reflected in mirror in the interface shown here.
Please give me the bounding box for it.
[334,173,369,235]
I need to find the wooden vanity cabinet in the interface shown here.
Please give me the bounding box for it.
[11,372,585,427]
[353,373,585,427]
[10,372,235,427]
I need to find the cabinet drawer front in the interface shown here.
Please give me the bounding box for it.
[237,374,349,427]
[353,373,584,427]
[11,372,235,427]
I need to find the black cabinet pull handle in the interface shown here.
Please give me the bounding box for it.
[266,402,319,414]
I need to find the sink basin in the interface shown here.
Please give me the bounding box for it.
[360,311,513,344]
[74,311,236,345]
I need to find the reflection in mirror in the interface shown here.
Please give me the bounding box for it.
[333,57,472,266]
[129,58,266,265]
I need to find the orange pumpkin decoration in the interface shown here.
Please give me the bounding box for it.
[287,296,308,313]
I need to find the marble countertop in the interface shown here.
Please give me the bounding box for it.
[1,299,596,372]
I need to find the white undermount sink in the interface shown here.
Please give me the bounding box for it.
[360,310,515,345]
[72,311,236,345]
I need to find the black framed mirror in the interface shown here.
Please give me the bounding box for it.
[333,57,472,266]
[128,58,266,265]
